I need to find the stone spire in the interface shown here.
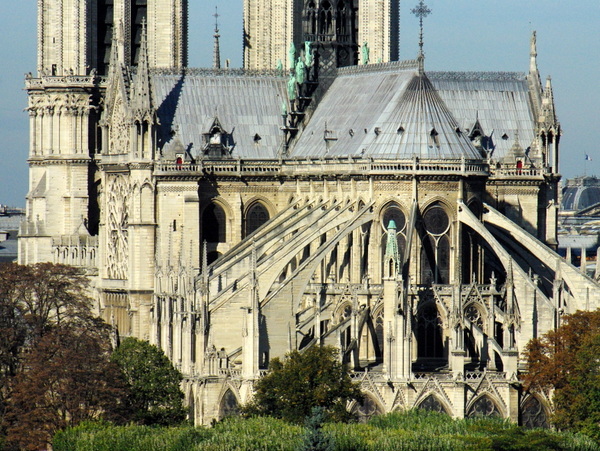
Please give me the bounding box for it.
[213,7,221,69]
[131,19,153,118]
[527,31,543,120]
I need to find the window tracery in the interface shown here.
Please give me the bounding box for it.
[420,204,451,284]
[521,396,549,428]
[245,203,270,237]
[106,176,129,280]
[467,396,501,418]
[354,395,383,423]
[418,395,448,414]
[219,389,240,419]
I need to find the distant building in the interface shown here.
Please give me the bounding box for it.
[19,0,600,427]
[0,205,24,263]
[558,176,600,275]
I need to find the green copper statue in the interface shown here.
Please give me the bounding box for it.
[361,41,370,65]
[288,42,296,70]
[295,57,306,85]
[287,73,297,101]
[304,41,313,67]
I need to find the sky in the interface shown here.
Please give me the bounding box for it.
[0,1,599,207]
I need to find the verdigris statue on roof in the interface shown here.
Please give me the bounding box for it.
[304,41,313,67]
[295,57,306,85]
[361,42,370,65]
[288,42,296,70]
[287,73,297,101]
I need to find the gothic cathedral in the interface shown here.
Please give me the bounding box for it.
[20,0,600,426]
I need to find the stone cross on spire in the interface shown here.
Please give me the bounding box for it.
[411,0,431,71]
[213,6,221,69]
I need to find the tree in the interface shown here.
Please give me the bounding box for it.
[3,322,128,450]
[0,263,102,447]
[243,345,362,424]
[111,337,186,426]
[523,309,600,441]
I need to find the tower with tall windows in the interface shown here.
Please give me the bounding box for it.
[243,0,399,70]
[21,0,597,430]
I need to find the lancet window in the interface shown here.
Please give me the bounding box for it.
[97,0,114,74]
[203,203,226,243]
[420,204,451,284]
[245,202,270,237]
[380,203,407,276]
[131,0,148,65]
[416,303,444,360]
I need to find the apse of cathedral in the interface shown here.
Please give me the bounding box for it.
[19,0,600,426]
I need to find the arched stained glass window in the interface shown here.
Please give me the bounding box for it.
[203,203,226,243]
[418,395,448,414]
[467,396,501,418]
[219,389,240,419]
[423,205,449,235]
[521,396,549,429]
[353,395,383,423]
[420,204,451,284]
[245,203,270,237]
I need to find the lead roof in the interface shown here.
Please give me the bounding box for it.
[151,63,536,161]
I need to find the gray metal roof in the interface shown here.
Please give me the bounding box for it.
[291,63,483,160]
[152,71,288,159]
[429,72,535,159]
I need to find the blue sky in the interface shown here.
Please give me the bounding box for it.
[1,1,599,207]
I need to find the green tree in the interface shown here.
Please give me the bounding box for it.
[523,309,600,441]
[111,337,186,426]
[243,345,362,424]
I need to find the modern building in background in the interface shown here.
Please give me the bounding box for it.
[19,0,600,426]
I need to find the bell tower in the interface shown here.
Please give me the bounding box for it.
[20,0,188,265]
[244,0,399,71]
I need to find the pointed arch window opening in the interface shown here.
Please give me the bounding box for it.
[467,396,501,418]
[381,204,407,277]
[245,203,270,237]
[420,205,451,284]
[203,203,226,243]
[97,0,115,74]
[416,302,444,362]
[131,0,148,66]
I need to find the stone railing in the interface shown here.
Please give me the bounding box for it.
[155,157,490,178]
[489,166,549,178]
[52,235,98,268]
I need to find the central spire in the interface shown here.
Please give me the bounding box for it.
[213,6,221,69]
[411,0,431,72]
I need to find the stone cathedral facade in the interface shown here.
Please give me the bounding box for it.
[19,0,600,426]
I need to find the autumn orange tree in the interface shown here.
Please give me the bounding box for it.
[0,263,128,450]
[523,309,600,441]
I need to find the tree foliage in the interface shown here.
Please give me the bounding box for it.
[242,345,362,424]
[3,321,128,450]
[0,263,127,450]
[523,309,600,441]
[111,337,186,426]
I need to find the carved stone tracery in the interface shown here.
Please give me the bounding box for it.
[106,175,130,279]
